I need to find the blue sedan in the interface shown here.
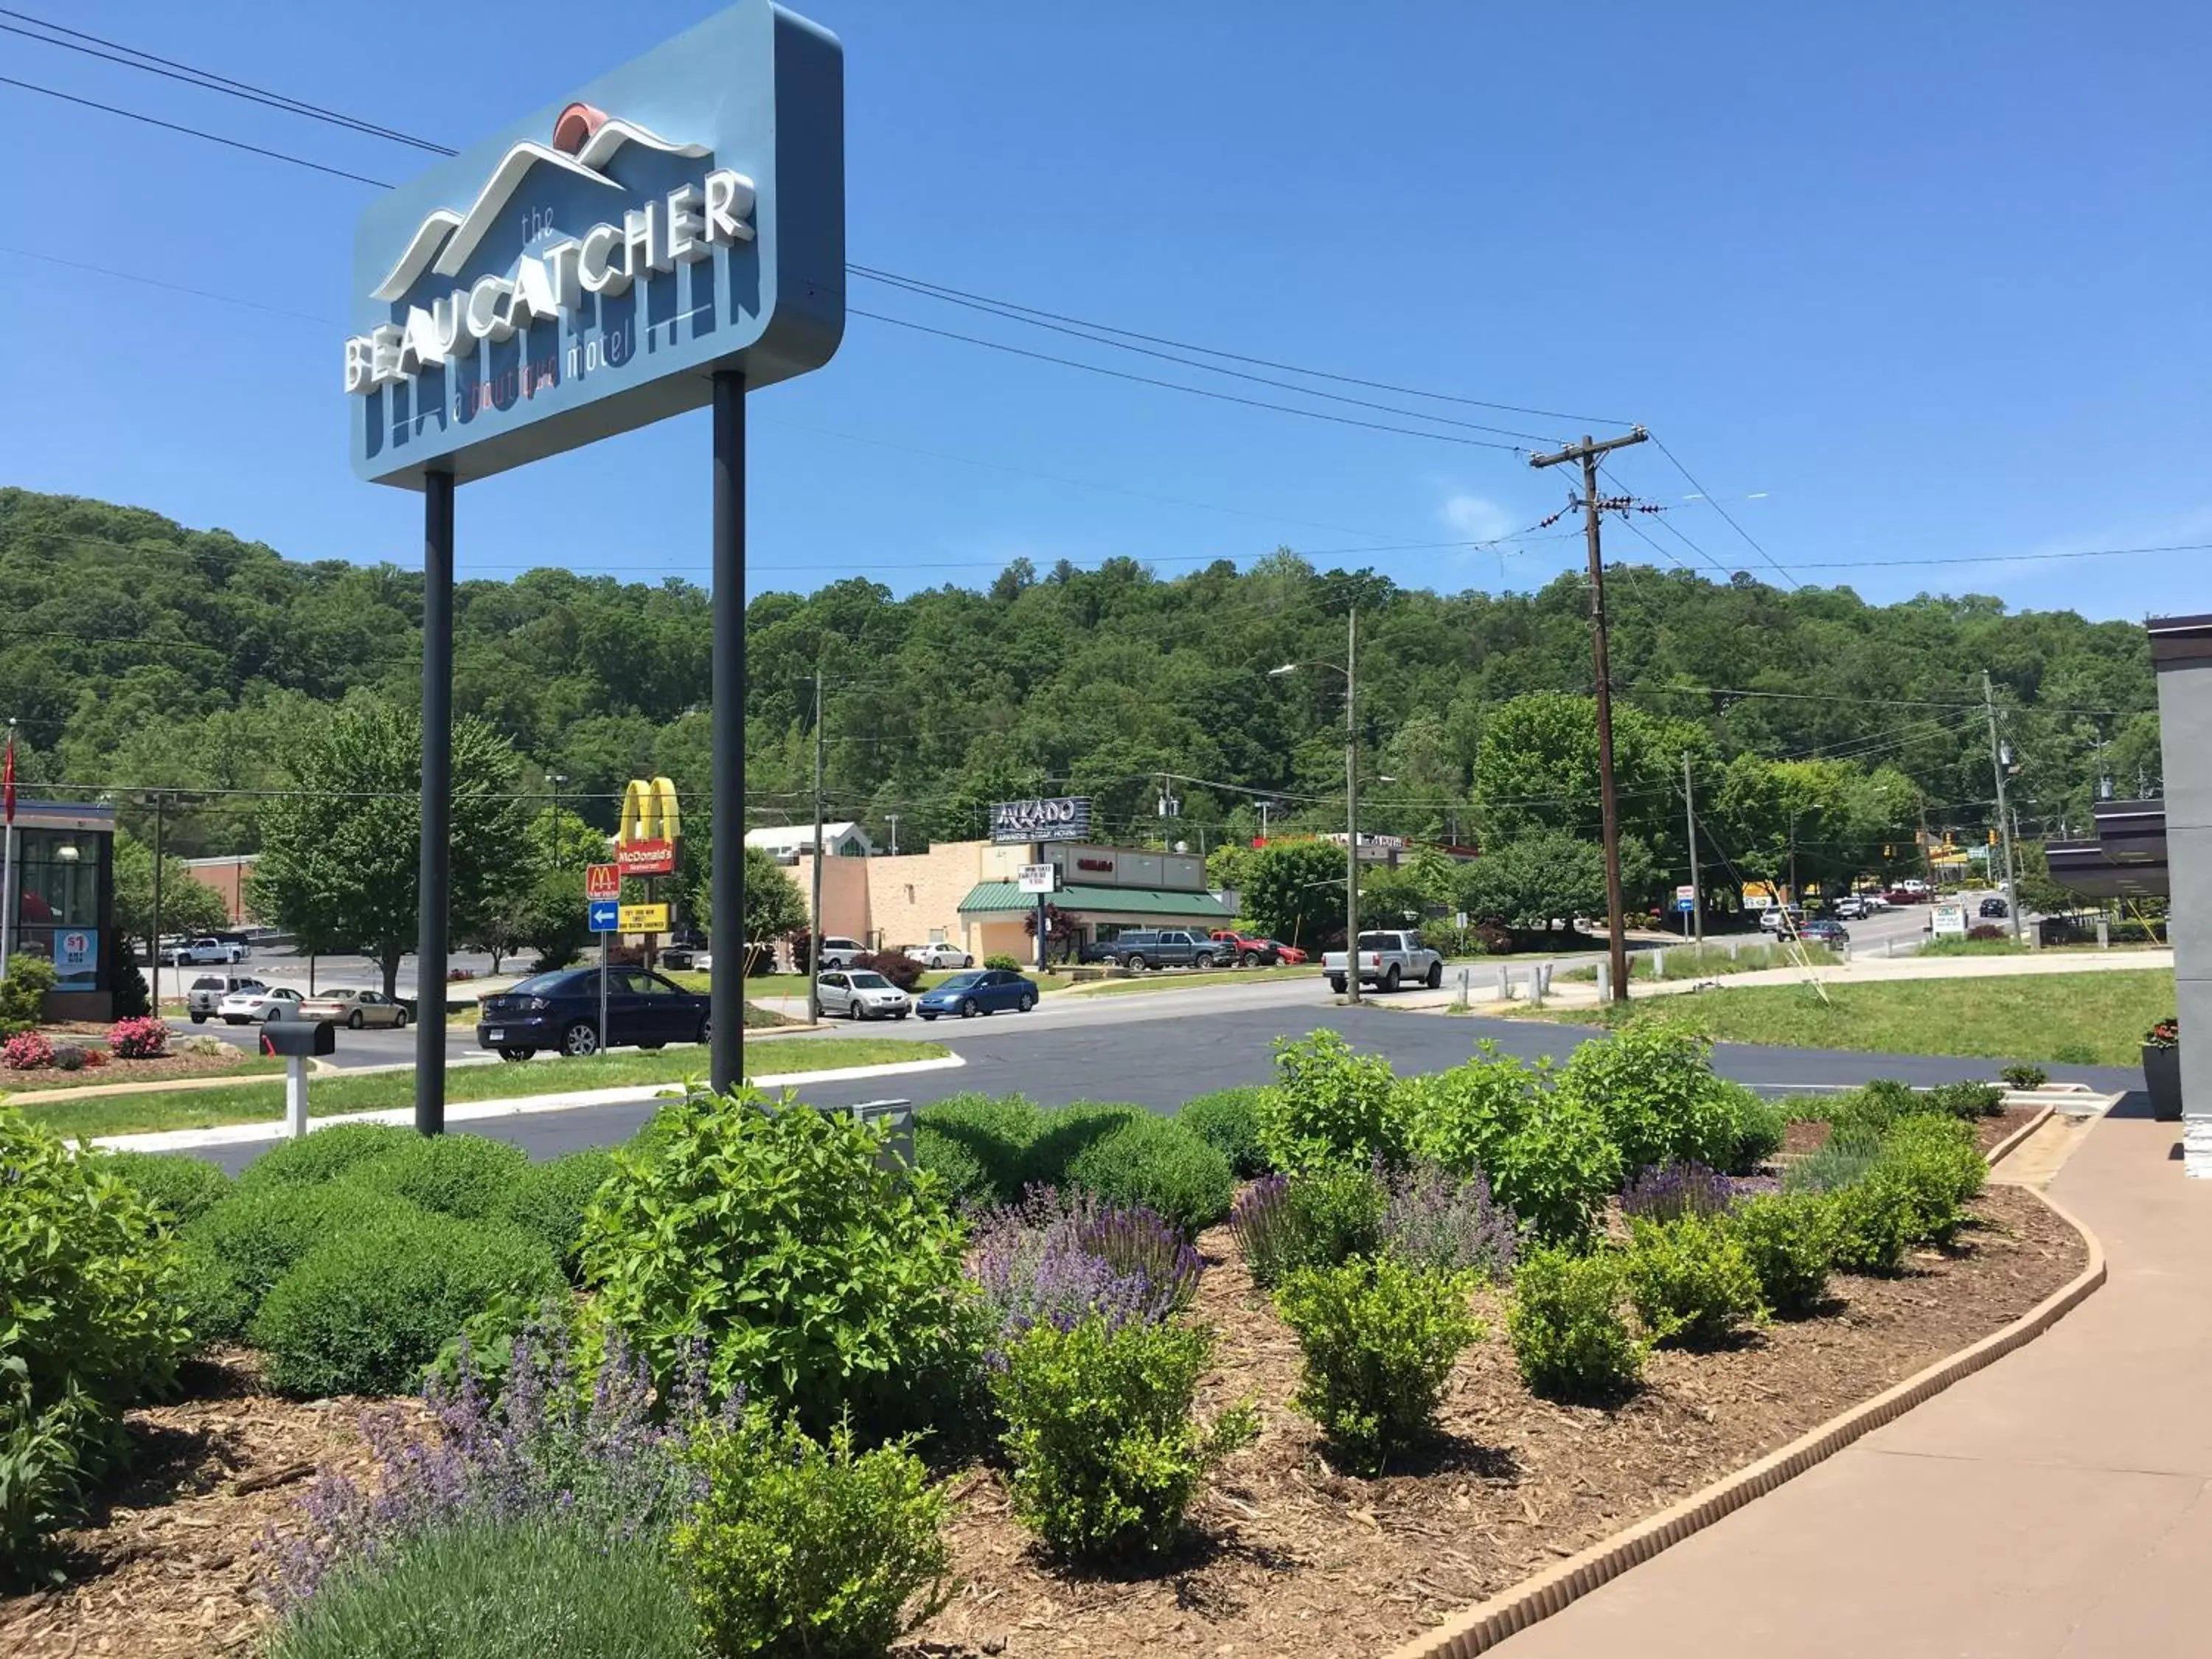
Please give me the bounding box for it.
[916,968,1039,1020]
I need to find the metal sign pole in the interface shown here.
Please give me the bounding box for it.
[709,369,745,1092]
[415,471,455,1138]
[599,930,610,1054]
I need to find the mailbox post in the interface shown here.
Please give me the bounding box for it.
[260,1018,337,1137]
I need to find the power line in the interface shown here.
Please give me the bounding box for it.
[1649,436,1801,588]
[0,74,394,188]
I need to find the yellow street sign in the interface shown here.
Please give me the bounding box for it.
[618,902,671,933]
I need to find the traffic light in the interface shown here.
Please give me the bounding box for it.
[1987,828,1998,846]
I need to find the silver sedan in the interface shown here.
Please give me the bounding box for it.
[816,969,914,1021]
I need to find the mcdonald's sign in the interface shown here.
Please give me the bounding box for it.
[616,776,681,875]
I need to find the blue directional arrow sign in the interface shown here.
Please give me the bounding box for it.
[588,899,620,934]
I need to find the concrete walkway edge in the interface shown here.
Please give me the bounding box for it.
[88,1054,969,1155]
[1385,1185,2108,1659]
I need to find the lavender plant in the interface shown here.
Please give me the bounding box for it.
[1228,1172,1296,1287]
[1619,1159,1736,1224]
[1379,1162,1517,1281]
[967,1187,1200,1354]
[261,1308,728,1610]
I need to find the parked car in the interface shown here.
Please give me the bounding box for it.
[1832,895,1868,919]
[187,973,266,1023]
[1757,905,1807,933]
[816,968,914,1021]
[905,942,974,970]
[1266,939,1310,966]
[217,985,305,1024]
[298,988,411,1029]
[1979,896,2010,919]
[1323,930,1444,994]
[475,965,711,1060]
[815,936,866,969]
[916,968,1039,1020]
[1797,919,1851,946]
[1208,931,1281,966]
[1881,886,1930,905]
[1079,930,1226,970]
[164,936,244,967]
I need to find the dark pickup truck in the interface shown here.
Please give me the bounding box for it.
[1079,929,1228,970]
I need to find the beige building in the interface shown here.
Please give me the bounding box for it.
[779,837,1233,962]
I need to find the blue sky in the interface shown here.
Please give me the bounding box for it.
[1,0,2204,617]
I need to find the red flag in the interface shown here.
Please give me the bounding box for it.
[1,725,13,827]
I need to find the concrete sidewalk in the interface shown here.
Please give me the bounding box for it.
[1489,1107,2209,1658]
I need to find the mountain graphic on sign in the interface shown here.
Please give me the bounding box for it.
[369,102,710,302]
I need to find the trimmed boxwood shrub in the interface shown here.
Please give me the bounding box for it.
[911,1092,1046,1209]
[1274,1257,1482,1471]
[349,1132,530,1221]
[1731,1192,1835,1315]
[1622,1213,1766,1348]
[498,1150,616,1277]
[1178,1088,1272,1178]
[100,1151,234,1227]
[1061,1112,1234,1237]
[1506,1245,1644,1401]
[235,1122,416,1192]
[186,1182,427,1315]
[251,1212,563,1397]
[0,1106,192,1562]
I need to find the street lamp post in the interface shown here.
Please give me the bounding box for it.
[1271,608,1362,1004]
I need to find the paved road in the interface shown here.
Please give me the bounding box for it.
[204,998,2132,1172]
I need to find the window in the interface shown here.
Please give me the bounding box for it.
[10,828,106,992]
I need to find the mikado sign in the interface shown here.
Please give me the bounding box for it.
[347,1,844,486]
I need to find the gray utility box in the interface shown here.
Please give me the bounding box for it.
[818,1098,915,1170]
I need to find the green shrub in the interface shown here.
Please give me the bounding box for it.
[265,1512,696,1659]
[676,1408,952,1659]
[1999,1063,2048,1092]
[581,1087,977,1434]
[1622,1213,1766,1348]
[1258,1029,1402,1173]
[175,1241,254,1347]
[1783,1134,1881,1195]
[99,1151,234,1227]
[1274,1258,1482,1470]
[1731,1192,1835,1315]
[1551,1018,1739,1174]
[1178,1088,1273,1178]
[992,1316,1258,1559]
[349,1131,530,1221]
[1925,1080,2006,1121]
[911,1092,1045,1209]
[1399,1044,1621,1246]
[498,1150,616,1277]
[1722,1087,1788,1175]
[1023,1102,1139,1186]
[0,953,57,1034]
[1287,1160,1388,1271]
[1506,1246,1644,1401]
[235,1122,416,1192]
[983,953,1022,973]
[186,1181,421,1315]
[1826,1077,1917,1143]
[1062,1112,1234,1236]
[251,1212,562,1398]
[1397,1042,1543,1174]
[1876,1114,1986,1244]
[1826,1171,1918,1274]
[0,1106,191,1563]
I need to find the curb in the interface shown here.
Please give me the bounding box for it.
[1984,1104,2055,1169]
[1384,1157,2107,1658]
[86,1053,970,1155]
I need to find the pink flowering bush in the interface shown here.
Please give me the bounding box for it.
[108,1015,169,1060]
[2,1029,55,1070]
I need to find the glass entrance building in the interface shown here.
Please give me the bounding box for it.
[4,800,117,1020]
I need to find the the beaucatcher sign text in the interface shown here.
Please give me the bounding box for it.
[347,1,843,487]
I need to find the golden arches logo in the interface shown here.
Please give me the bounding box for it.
[619,776,681,846]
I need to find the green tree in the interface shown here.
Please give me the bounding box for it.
[742,844,809,945]
[464,807,608,973]
[111,830,231,957]
[1240,839,1346,947]
[1455,831,1655,928]
[246,702,525,996]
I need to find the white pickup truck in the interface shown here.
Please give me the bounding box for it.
[1324,929,1445,994]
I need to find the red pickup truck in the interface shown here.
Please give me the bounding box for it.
[1209,931,1283,966]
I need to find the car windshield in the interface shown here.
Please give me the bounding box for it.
[507,970,588,997]
[936,972,984,990]
[848,971,891,989]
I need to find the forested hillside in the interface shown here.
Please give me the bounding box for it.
[0,487,2160,894]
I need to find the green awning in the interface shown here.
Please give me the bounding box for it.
[957,881,1233,920]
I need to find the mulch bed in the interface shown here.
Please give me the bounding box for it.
[6,1026,274,1096]
[3,1186,2084,1659]
[1784,1105,2039,1160]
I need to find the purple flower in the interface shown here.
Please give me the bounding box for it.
[1621,1160,1736,1223]
[1380,1162,1517,1281]
[967,1186,1200,1357]
[1228,1174,1297,1285]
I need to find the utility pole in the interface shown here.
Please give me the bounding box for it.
[1344,605,1360,1004]
[807,668,827,1023]
[1531,427,1647,1002]
[1683,754,1703,947]
[2,717,17,981]
[1983,669,2023,941]
[150,791,164,1016]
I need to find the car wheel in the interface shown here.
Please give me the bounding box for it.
[498,1046,533,1063]
[698,1016,712,1045]
[919,1012,936,1021]
[1242,951,1259,967]
[960,955,973,968]
[1425,960,1444,989]
[189,1013,206,1024]
[393,1009,409,1029]
[1328,976,1346,995]
[961,998,981,1018]
[1382,965,1402,992]
[895,1010,910,1020]
[347,1010,364,1029]
[1194,953,1216,970]
[1017,992,1035,1013]
[1126,954,1147,973]
[561,1021,601,1058]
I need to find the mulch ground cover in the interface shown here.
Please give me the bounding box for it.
[1,1179,2083,1659]
[4,1026,276,1096]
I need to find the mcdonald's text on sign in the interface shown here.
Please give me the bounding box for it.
[585,863,621,901]
[619,902,672,933]
[616,839,676,876]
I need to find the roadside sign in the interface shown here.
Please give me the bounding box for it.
[616,839,677,877]
[1017,863,1055,894]
[588,899,619,934]
[1740,882,1777,911]
[619,902,672,933]
[1674,884,1696,902]
[1932,902,1968,939]
[585,863,620,902]
[1674,896,1696,914]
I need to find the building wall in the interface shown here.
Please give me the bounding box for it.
[184,856,257,924]
[774,839,1029,956]
[2155,654,2212,1174]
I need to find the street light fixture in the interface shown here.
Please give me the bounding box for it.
[1265,611,1363,1003]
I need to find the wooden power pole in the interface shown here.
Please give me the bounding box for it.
[1531,428,1647,1002]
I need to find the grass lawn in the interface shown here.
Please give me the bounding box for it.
[15,1037,947,1141]
[1555,941,1843,982]
[1540,968,2172,1066]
